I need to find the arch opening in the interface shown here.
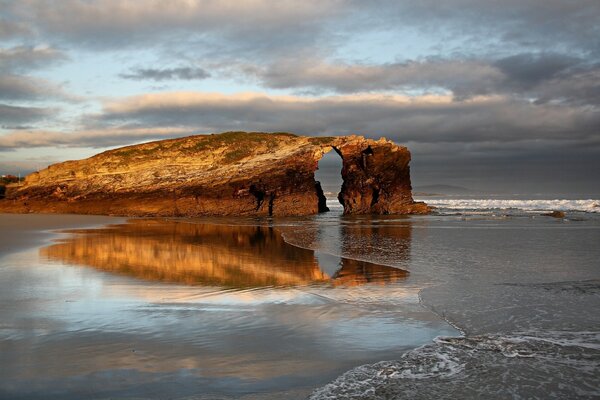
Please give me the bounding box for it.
[315,149,344,213]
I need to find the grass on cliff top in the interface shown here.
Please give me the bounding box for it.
[110,131,300,160]
[109,132,336,163]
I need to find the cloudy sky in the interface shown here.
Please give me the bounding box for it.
[1,0,599,194]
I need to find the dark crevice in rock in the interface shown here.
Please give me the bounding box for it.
[249,185,265,211]
[315,181,329,213]
[371,187,380,207]
[268,194,275,216]
[361,145,374,169]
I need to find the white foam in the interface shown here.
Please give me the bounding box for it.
[309,331,600,399]
[326,199,344,210]
[419,199,600,213]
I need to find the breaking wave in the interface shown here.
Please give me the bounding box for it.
[310,331,600,399]
[421,199,600,213]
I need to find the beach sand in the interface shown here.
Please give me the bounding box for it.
[0,214,125,257]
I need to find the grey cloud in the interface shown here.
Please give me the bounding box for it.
[96,92,599,145]
[0,74,70,101]
[494,53,580,88]
[0,13,31,40]
[232,54,600,107]
[0,46,67,73]
[241,58,503,94]
[5,0,599,57]
[6,0,341,50]
[120,67,210,81]
[364,0,600,54]
[0,127,194,150]
[1,125,34,130]
[533,63,600,106]
[0,103,52,124]
[238,58,503,96]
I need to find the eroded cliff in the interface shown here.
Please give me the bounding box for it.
[0,131,428,216]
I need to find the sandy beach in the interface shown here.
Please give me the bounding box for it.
[0,214,126,257]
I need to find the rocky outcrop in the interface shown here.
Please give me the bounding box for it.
[542,210,566,218]
[335,137,429,214]
[0,131,428,216]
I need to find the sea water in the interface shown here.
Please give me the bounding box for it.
[0,198,599,399]
[0,215,454,399]
[306,200,600,399]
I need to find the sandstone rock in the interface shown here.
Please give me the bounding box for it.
[542,210,566,218]
[0,132,429,216]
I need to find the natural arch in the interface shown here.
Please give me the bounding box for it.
[314,148,344,213]
[1,132,430,217]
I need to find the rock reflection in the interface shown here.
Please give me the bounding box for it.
[340,215,412,270]
[41,219,407,288]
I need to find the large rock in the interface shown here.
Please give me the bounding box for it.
[0,132,429,216]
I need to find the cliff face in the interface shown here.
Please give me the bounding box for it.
[1,131,428,216]
[335,137,429,214]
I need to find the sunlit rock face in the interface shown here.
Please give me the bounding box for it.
[335,137,430,215]
[2,131,428,216]
[40,219,408,288]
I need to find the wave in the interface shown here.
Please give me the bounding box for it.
[310,331,600,399]
[420,199,600,213]
[325,199,344,210]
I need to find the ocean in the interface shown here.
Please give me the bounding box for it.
[0,196,598,399]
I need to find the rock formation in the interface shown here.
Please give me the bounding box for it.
[542,210,566,218]
[0,131,429,216]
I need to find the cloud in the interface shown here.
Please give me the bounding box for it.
[94,91,599,145]
[0,103,53,124]
[6,0,342,50]
[0,74,72,101]
[0,45,67,73]
[0,126,194,150]
[494,53,580,88]
[224,54,600,108]
[0,46,72,113]
[235,57,504,95]
[0,17,31,40]
[366,0,600,54]
[6,91,596,152]
[5,0,599,57]
[119,66,210,81]
[531,63,600,106]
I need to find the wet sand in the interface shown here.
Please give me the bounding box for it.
[0,214,125,257]
[0,214,455,400]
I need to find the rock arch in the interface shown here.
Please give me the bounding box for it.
[1,132,429,216]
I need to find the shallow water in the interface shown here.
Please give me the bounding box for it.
[1,208,599,399]
[299,210,600,399]
[0,215,456,400]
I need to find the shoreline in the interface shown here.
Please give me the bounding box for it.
[0,214,453,399]
[0,213,126,258]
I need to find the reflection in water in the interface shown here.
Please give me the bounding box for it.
[340,215,412,270]
[41,219,408,288]
[0,215,461,400]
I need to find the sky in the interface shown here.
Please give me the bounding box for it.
[0,0,599,195]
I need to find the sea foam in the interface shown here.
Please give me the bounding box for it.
[419,199,600,213]
[309,331,600,399]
